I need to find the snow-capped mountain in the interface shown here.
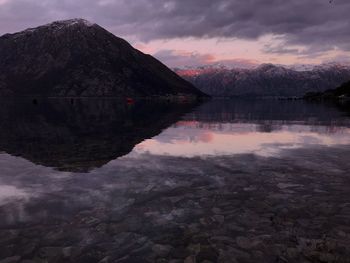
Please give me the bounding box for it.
[175,63,350,97]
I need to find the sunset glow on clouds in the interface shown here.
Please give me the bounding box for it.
[1,0,350,68]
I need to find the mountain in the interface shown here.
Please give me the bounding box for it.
[0,19,206,97]
[175,63,350,97]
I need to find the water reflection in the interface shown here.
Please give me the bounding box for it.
[136,122,350,157]
[136,100,350,157]
[1,99,350,262]
[0,99,197,172]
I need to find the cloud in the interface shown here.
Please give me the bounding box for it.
[153,49,215,67]
[322,54,350,65]
[153,49,258,68]
[0,0,350,58]
[262,42,302,55]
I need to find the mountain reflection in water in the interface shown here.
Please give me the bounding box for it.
[0,99,350,263]
[0,99,197,172]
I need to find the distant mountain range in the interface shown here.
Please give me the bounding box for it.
[0,19,205,98]
[175,63,350,97]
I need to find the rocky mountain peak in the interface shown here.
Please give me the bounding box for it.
[1,18,96,39]
[0,19,206,97]
[41,18,96,29]
[256,63,280,71]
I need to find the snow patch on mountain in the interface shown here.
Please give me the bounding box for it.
[2,19,96,38]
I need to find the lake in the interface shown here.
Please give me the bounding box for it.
[0,99,350,263]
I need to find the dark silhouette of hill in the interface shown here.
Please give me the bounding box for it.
[304,81,350,100]
[0,19,206,98]
[303,81,350,113]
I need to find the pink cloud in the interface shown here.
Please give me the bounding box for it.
[153,49,258,68]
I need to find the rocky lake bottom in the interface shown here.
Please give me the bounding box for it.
[0,99,350,263]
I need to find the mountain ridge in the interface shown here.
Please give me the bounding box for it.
[175,63,350,97]
[0,18,206,98]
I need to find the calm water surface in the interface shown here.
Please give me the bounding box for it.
[0,99,350,263]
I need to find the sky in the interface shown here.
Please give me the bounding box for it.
[0,0,350,68]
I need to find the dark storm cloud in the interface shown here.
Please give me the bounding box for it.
[0,0,349,54]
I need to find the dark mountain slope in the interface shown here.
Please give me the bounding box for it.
[304,81,350,100]
[0,19,206,97]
